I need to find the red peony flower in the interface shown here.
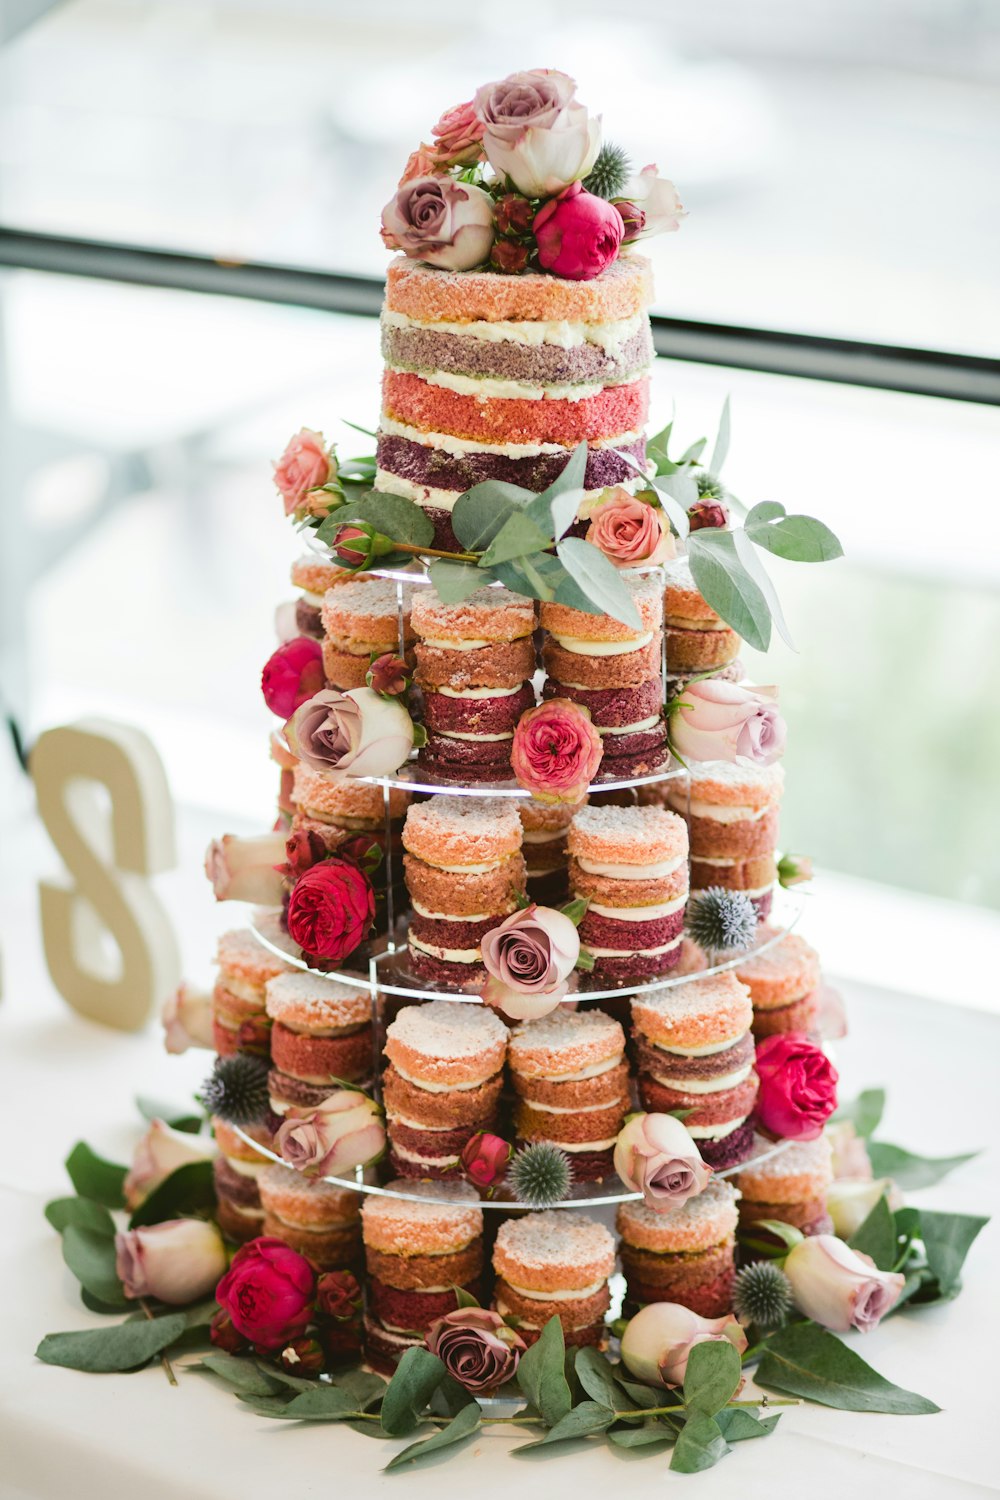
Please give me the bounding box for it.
[533,182,623,281]
[215,1236,316,1349]
[285,858,375,962]
[261,637,325,718]
[461,1132,512,1190]
[511,698,603,804]
[755,1033,839,1141]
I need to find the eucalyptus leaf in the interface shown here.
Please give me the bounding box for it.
[452,481,531,551]
[756,1323,940,1413]
[480,509,553,568]
[670,1413,729,1473]
[833,1088,886,1139]
[135,1096,204,1133]
[380,1346,447,1436]
[81,1287,132,1315]
[451,1284,481,1310]
[516,1315,571,1428]
[525,441,588,542]
[128,1160,216,1228]
[866,1142,979,1189]
[573,1348,622,1410]
[64,1142,127,1209]
[687,529,771,651]
[607,1420,676,1448]
[918,1210,989,1297]
[709,396,731,475]
[848,1195,898,1271]
[317,490,434,550]
[45,1197,116,1238]
[555,538,642,628]
[744,503,844,563]
[514,1401,614,1451]
[646,418,674,471]
[427,560,485,605]
[682,1339,743,1417]
[732,527,795,650]
[384,1401,481,1471]
[715,1408,781,1442]
[196,1354,288,1397]
[679,436,708,466]
[260,1386,370,1422]
[36,1311,190,1373]
[62,1225,129,1308]
[614,1375,669,1410]
[745,1219,804,1252]
[644,471,693,537]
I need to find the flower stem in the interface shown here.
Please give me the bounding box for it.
[389,541,481,564]
[140,1299,177,1387]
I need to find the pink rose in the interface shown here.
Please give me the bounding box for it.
[620,1302,747,1388]
[275,1089,385,1178]
[826,1120,873,1181]
[216,1236,316,1349]
[426,1308,525,1393]
[284,686,414,778]
[534,182,623,281]
[381,177,494,272]
[474,70,600,198]
[115,1218,227,1305]
[511,698,603,804]
[430,100,484,168]
[460,1131,512,1190]
[261,636,325,718]
[398,145,441,185]
[204,831,286,904]
[755,1033,838,1142]
[480,903,579,1019]
[586,489,675,567]
[123,1118,216,1210]
[613,1113,711,1211]
[367,653,409,697]
[688,498,730,531]
[160,980,214,1055]
[784,1235,905,1333]
[615,164,686,239]
[670,679,787,767]
[272,429,335,518]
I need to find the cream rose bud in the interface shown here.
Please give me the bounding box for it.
[826,1119,873,1181]
[123,1119,217,1210]
[115,1219,228,1305]
[827,1178,901,1239]
[620,1301,747,1388]
[616,164,687,239]
[275,1089,385,1178]
[285,686,414,780]
[613,1112,711,1211]
[784,1234,905,1333]
[204,832,287,904]
[161,981,214,1055]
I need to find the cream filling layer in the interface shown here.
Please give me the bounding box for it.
[222,1156,268,1179]
[587,894,687,921]
[218,975,264,1004]
[435,729,514,742]
[379,414,642,460]
[548,1136,619,1152]
[425,858,504,874]
[577,853,685,880]
[408,933,481,964]
[665,614,728,632]
[647,1064,753,1094]
[646,1034,745,1058]
[298,587,326,606]
[598,715,662,737]
[435,682,525,699]
[513,1055,620,1083]
[411,899,492,921]
[389,364,636,404]
[669,798,771,823]
[549,629,654,656]
[520,829,566,845]
[227,1202,266,1220]
[391,1062,494,1093]
[391,1143,461,1168]
[522,1096,625,1115]
[687,1116,748,1141]
[376,466,644,514]
[382,308,645,354]
[503,1278,607,1301]
[585,936,682,958]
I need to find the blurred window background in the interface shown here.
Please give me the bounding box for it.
[1,1,999,971]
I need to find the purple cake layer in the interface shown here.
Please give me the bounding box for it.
[635,1032,754,1083]
[388,1120,483,1158]
[423,682,534,734]
[268,1068,374,1110]
[213,1157,262,1209]
[294,599,324,638]
[376,432,647,495]
[543,677,662,728]
[381,324,654,386]
[699,1119,756,1170]
[596,745,673,782]
[596,718,669,758]
[580,908,685,951]
[406,946,487,991]
[369,1279,483,1334]
[589,946,681,981]
[416,751,514,784]
[388,1149,461,1181]
[408,912,507,950]
[421,729,513,767]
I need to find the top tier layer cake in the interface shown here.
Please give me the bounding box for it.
[376,255,655,550]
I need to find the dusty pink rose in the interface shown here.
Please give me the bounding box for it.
[480,903,579,1019]
[275,1090,385,1178]
[670,679,786,766]
[474,69,600,198]
[511,698,603,803]
[272,429,335,517]
[398,144,441,185]
[123,1119,217,1210]
[430,100,484,167]
[613,1113,711,1211]
[784,1235,905,1333]
[826,1120,873,1181]
[204,831,286,904]
[534,182,623,281]
[381,177,494,272]
[621,1302,747,1388]
[261,635,325,718]
[116,1218,227,1305]
[284,686,414,778]
[460,1132,512,1190]
[586,489,674,567]
[161,981,214,1055]
[426,1308,525,1393]
[615,165,686,239]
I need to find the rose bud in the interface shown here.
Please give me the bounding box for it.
[429,99,485,169]
[425,1308,525,1394]
[480,903,580,1020]
[826,1120,873,1181]
[284,686,415,779]
[585,489,675,568]
[123,1118,217,1210]
[210,1308,249,1353]
[670,679,786,768]
[688,498,729,532]
[285,858,376,963]
[115,1218,228,1305]
[272,428,336,519]
[367,652,409,697]
[614,200,646,242]
[620,1301,747,1389]
[490,239,530,274]
[315,1269,363,1320]
[328,523,376,570]
[784,1235,905,1333]
[161,980,214,1055]
[215,1236,316,1349]
[534,183,623,281]
[204,831,287,905]
[494,193,535,236]
[461,1132,512,1190]
[275,1088,385,1178]
[282,826,330,879]
[827,1178,901,1239]
[273,600,300,644]
[755,1033,838,1142]
[511,698,603,805]
[777,852,814,888]
[613,1113,711,1212]
[261,636,325,719]
[277,1336,325,1377]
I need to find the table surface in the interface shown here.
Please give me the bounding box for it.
[1,798,998,1499]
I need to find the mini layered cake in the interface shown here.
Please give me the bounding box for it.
[735,928,822,1038]
[290,768,411,937]
[665,760,785,921]
[568,804,688,980]
[493,1210,615,1348]
[362,1179,484,1372]
[519,799,582,905]
[376,257,654,552]
[631,972,758,1169]
[402,797,526,988]
[212,1119,272,1244]
[290,553,356,640]
[508,1009,628,1182]
[663,555,741,697]
[737,1132,834,1239]
[617,1177,740,1317]
[412,584,536,783]
[259,1165,362,1272]
[320,577,416,689]
[212,927,292,1058]
[264,972,374,1115]
[382,1001,509,1178]
[541,572,668,778]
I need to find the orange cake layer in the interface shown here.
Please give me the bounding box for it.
[384,254,653,324]
[382,369,649,446]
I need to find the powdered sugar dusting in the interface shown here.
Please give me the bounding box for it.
[361,1177,483,1234]
[323,576,417,620]
[618,1176,739,1234]
[264,970,372,1027]
[405,796,522,847]
[216,927,291,981]
[387,1000,509,1058]
[568,802,686,863]
[632,970,751,1020]
[510,1008,624,1069]
[740,1132,833,1180]
[495,1210,615,1272]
